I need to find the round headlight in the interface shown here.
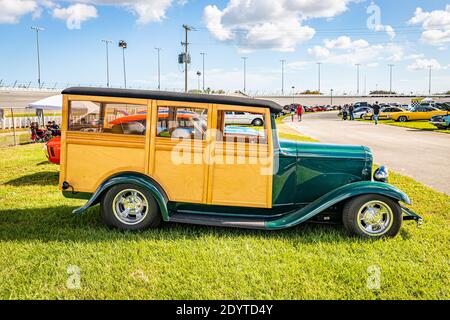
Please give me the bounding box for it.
[374,166,389,183]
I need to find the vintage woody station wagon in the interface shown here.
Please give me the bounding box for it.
[59,87,422,238]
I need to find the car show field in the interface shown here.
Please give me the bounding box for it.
[0,123,449,299]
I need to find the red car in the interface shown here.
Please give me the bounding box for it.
[45,136,61,164]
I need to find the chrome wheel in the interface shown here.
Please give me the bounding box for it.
[357,200,394,236]
[112,189,148,225]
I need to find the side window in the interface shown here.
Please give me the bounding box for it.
[156,106,208,140]
[216,109,267,144]
[68,101,147,135]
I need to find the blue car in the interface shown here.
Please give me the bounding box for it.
[429,114,450,129]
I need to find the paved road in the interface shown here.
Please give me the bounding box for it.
[287,111,450,195]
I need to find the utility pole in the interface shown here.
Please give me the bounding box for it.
[292,86,295,104]
[316,62,322,93]
[101,39,112,87]
[31,27,44,88]
[242,57,247,93]
[280,59,286,95]
[182,24,192,92]
[200,52,206,92]
[388,64,395,94]
[356,64,361,95]
[118,40,127,88]
[428,65,432,95]
[330,89,334,105]
[155,47,161,90]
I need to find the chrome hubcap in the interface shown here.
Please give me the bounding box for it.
[112,189,148,225]
[357,200,393,236]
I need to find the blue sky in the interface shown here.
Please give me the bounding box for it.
[1,0,449,95]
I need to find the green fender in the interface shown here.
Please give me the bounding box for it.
[72,172,170,220]
[266,181,417,230]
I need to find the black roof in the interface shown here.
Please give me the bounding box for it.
[62,87,282,113]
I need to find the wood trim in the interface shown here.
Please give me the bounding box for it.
[156,99,211,109]
[59,94,69,190]
[206,104,217,204]
[148,99,157,176]
[265,109,273,207]
[143,100,152,175]
[213,103,267,114]
[66,132,145,149]
[67,94,148,105]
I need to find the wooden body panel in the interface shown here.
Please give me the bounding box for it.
[60,95,273,209]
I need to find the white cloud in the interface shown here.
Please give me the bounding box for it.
[373,24,395,39]
[407,58,441,71]
[0,0,175,26]
[203,0,356,51]
[307,46,330,59]
[0,0,38,23]
[308,35,403,65]
[408,5,450,44]
[64,0,173,24]
[53,3,97,29]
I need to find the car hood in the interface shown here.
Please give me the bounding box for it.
[279,139,372,161]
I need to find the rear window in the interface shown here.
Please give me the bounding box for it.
[68,101,147,135]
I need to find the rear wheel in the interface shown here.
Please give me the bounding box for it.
[398,116,408,122]
[342,194,402,238]
[101,184,161,231]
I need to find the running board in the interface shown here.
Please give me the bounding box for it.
[168,213,266,230]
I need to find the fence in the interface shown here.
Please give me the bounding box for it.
[0,116,62,130]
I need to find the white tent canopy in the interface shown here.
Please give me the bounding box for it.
[27,94,98,113]
[27,95,63,110]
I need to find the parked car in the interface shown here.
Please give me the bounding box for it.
[429,114,450,129]
[56,87,422,238]
[389,106,448,122]
[225,111,264,126]
[353,107,372,119]
[353,102,369,109]
[364,106,405,120]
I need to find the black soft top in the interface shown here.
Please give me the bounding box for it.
[62,87,282,113]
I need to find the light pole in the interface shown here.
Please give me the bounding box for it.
[155,47,161,90]
[200,52,206,92]
[428,65,432,95]
[388,64,395,94]
[330,89,334,105]
[31,26,44,88]
[196,71,201,91]
[316,62,322,93]
[280,59,286,95]
[356,64,361,95]
[242,57,247,93]
[101,39,112,87]
[118,40,127,88]
[292,86,295,104]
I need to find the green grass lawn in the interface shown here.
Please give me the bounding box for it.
[0,143,449,299]
[357,118,450,134]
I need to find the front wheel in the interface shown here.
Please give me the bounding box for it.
[101,184,161,231]
[398,116,408,122]
[342,194,402,238]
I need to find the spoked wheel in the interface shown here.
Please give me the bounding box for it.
[398,116,408,122]
[342,194,402,238]
[101,184,161,231]
[252,118,264,126]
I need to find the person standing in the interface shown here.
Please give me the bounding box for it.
[372,101,381,125]
[290,104,296,122]
[296,104,303,122]
[349,104,355,121]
